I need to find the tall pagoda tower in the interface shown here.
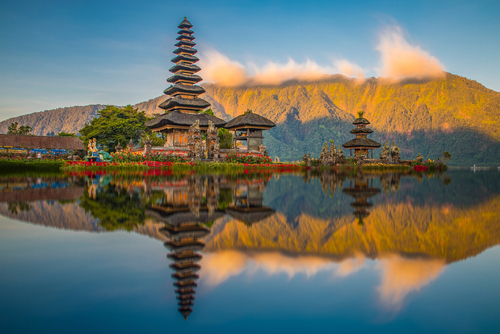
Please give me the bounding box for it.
[146,18,226,147]
[342,111,381,158]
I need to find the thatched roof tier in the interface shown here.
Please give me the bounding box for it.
[352,117,371,125]
[158,96,210,111]
[174,40,196,48]
[164,83,205,96]
[171,54,199,64]
[176,34,195,41]
[177,29,194,36]
[168,252,202,262]
[342,187,381,198]
[169,63,201,74]
[167,73,202,84]
[179,307,193,319]
[172,272,199,282]
[145,111,226,130]
[224,111,276,130]
[159,225,210,239]
[0,134,85,150]
[350,202,374,208]
[350,127,373,134]
[178,18,193,29]
[342,138,381,149]
[173,47,197,55]
[164,240,205,252]
[170,263,201,274]
[226,207,275,225]
[174,281,197,288]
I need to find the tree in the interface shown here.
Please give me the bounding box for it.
[79,105,150,152]
[218,128,233,149]
[7,122,33,135]
[58,132,77,137]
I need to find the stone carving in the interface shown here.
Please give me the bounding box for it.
[329,140,338,165]
[380,140,390,163]
[337,145,346,164]
[319,142,329,165]
[258,144,266,154]
[187,120,202,161]
[390,141,401,164]
[115,143,123,152]
[143,138,152,155]
[415,153,423,164]
[302,153,309,165]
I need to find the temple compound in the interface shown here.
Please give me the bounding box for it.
[145,18,226,159]
[145,18,274,161]
[342,111,381,159]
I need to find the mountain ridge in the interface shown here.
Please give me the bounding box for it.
[1,73,499,165]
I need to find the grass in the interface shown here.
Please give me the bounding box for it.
[0,159,64,173]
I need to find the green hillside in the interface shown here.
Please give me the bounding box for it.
[1,73,499,165]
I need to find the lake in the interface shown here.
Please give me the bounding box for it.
[1,169,499,333]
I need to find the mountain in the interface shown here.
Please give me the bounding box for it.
[1,73,500,165]
[0,104,105,136]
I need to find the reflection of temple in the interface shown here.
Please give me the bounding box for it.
[225,179,275,226]
[342,174,381,224]
[144,173,274,319]
[147,175,224,319]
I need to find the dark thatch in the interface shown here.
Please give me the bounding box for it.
[0,134,85,150]
[177,29,194,35]
[169,63,201,74]
[158,96,210,110]
[164,84,205,96]
[146,207,226,225]
[343,187,381,198]
[171,54,199,64]
[159,225,210,239]
[342,138,381,148]
[178,18,193,29]
[224,111,276,130]
[176,34,195,41]
[167,73,202,84]
[352,117,371,125]
[225,207,275,225]
[174,40,196,48]
[173,47,197,55]
[350,127,373,134]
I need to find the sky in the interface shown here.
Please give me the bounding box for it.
[1,0,499,121]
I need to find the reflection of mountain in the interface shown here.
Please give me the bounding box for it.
[205,195,500,263]
[0,201,102,232]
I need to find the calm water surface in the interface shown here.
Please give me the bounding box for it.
[1,169,500,333]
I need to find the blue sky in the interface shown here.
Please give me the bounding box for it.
[1,0,499,120]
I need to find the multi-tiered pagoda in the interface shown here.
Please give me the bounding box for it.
[145,18,226,147]
[342,111,381,158]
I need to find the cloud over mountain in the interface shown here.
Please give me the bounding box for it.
[375,25,446,80]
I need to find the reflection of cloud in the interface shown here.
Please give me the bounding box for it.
[335,254,366,277]
[200,251,248,286]
[376,255,445,310]
[200,251,367,287]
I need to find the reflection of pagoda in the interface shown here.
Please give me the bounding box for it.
[146,176,225,320]
[342,175,380,225]
[225,177,275,226]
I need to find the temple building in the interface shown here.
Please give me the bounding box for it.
[342,111,381,158]
[225,175,275,226]
[224,110,275,151]
[145,18,226,148]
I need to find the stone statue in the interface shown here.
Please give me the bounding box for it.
[213,139,220,161]
[128,138,134,150]
[337,145,346,163]
[390,141,401,164]
[258,144,266,153]
[319,142,329,165]
[380,141,390,163]
[307,153,312,168]
[143,138,152,155]
[302,153,309,165]
[329,140,337,165]
[115,143,123,152]
[415,153,423,164]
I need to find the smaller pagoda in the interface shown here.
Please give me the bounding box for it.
[224,110,275,151]
[342,111,381,158]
